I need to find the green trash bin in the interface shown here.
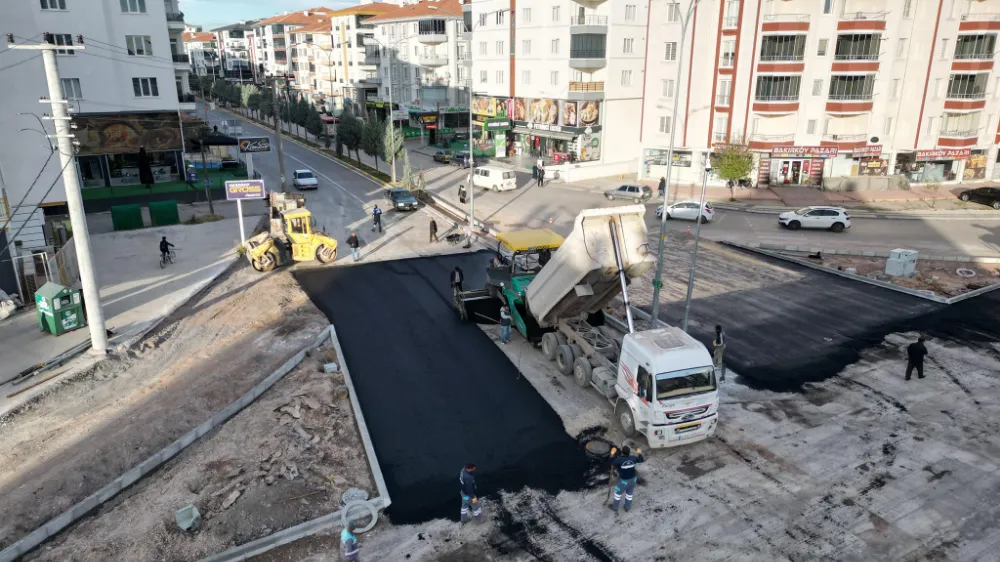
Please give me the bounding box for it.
[35,282,87,336]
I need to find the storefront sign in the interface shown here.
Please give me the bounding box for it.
[528,122,562,132]
[440,106,468,113]
[75,112,183,155]
[239,137,272,153]
[965,150,988,180]
[852,145,883,158]
[225,179,266,200]
[916,148,971,161]
[771,146,839,159]
[484,118,511,131]
[579,133,602,162]
[366,101,393,108]
[472,96,510,118]
[417,114,438,125]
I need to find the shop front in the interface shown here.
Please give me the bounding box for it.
[470,96,513,157]
[74,112,184,188]
[763,146,839,186]
[895,149,969,182]
[852,145,888,177]
[412,112,440,145]
[642,149,697,183]
[364,101,406,125]
[966,149,987,180]
[510,97,603,166]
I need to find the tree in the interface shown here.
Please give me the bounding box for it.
[247,93,260,119]
[401,149,413,189]
[362,117,384,173]
[306,105,323,139]
[242,84,260,118]
[259,88,274,120]
[337,107,363,165]
[383,119,404,183]
[711,135,755,199]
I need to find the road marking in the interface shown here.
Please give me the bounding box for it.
[285,153,369,207]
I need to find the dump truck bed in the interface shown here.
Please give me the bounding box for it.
[525,205,654,328]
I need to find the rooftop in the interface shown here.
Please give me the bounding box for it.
[254,8,336,28]
[366,0,462,24]
[182,32,215,43]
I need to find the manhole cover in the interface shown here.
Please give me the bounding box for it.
[341,488,369,507]
[584,439,612,458]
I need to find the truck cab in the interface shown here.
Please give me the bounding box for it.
[615,327,719,447]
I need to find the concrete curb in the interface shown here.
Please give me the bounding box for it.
[710,202,1000,220]
[733,242,1000,265]
[0,325,333,562]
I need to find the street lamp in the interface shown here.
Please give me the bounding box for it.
[365,36,408,183]
[650,0,702,330]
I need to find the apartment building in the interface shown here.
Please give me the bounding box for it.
[640,0,1000,186]
[249,8,334,79]
[367,0,470,134]
[183,31,219,77]
[0,0,193,251]
[212,22,255,82]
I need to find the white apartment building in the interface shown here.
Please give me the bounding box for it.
[641,0,1000,187]
[249,8,334,79]
[183,31,219,77]
[212,22,254,82]
[368,0,471,134]
[464,0,646,180]
[0,0,193,252]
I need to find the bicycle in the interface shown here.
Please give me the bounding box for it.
[159,249,177,269]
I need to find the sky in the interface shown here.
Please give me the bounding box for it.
[181,0,356,31]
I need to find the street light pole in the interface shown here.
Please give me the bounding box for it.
[682,167,710,332]
[650,0,701,327]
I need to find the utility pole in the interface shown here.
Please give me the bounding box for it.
[271,78,287,191]
[9,33,108,353]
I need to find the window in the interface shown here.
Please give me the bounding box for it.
[496,40,504,55]
[896,38,908,58]
[662,78,675,98]
[496,70,505,83]
[667,3,681,22]
[926,117,935,135]
[572,34,606,58]
[479,41,487,55]
[552,6,560,22]
[132,77,159,97]
[522,39,531,55]
[812,79,823,96]
[891,79,900,98]
[752,117,759,134]
[903,0,912,18]
[623,38,634,54]
[60,78,82,99]
[948,73,989,99]
[759,35,806,61]
[954,34,996,60]
[523,8,531,23]
[713,115,729,143]
[828,75,876,100]
[52,34,74,55]
[823,0,833,14]
[717,78,731,105]
[720,39,735,67]
[659,116,672,134]
[942,112,982,136]
[935,78,944,98]
[941,38,950,59]
[621,70,632,86]
[817,39,828,56]
[523,70,531,84]
[497,11,505,25]
[125,35,153,56]
[626,5,637,21]
[41,0,67,9]
[823,118,830,135]
[806,119,816,134]
[834,34,881,61]
[756,75,801,101]
[120,0,146,13]
[551,70,559,85]
[552,38,559,54]
[664,42,677,61]
[480,70,487,83]
[478,13,487,27]
[884,117,893,135]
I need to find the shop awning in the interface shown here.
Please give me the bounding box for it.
[512,126,576,141]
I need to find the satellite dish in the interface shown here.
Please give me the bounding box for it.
[870,136,879,143]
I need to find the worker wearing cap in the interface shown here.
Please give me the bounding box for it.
[459,463,483,523]
[610,446,645,513]
[340,519,359,561]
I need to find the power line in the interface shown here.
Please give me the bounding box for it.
[0,54,42,73]
[0,33,42,56]
[0,157,75,262]
[79,36,186,67]
[0,150,57,235]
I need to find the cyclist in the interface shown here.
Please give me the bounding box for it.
[159,236,174,262]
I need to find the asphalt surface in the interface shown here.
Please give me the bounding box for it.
[294,252,595,524]
[649,249,1000,391]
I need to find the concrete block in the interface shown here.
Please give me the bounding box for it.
[323,362,340,373]
[875,251,891,258]
[862,251,876,257]
[784,245,797,251]
[946,256,960,262]
[836,249,850,255]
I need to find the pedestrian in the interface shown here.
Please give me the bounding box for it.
[532,164,538,180]
[429,217,439,243]
[713,324,726,382]
[459,463,484,523]
[905,336,928,381]
[658,177,666,198]
[537,166,545,187]
[458,183,467,204]
[609,445,645,513]
[451,265,465,293]
[371,205,382,233]
[340,520,360,561]
[499,305,511,343]
[347,230,361,262]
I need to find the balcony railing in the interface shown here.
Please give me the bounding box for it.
[172,53,189,63]
[755,94,799,102]
[829,92,874,101]
[178,93,195,103]
[947,90,987,99]
[569,15,609,25]
[165,12,184,22]
[840,11,887,20]
[716,94,731,105]
[834,51,880,61]
[719,54,735,67]
[961,13,1000,22]
[723,16,739,28]
[939,128,979,138]
[760,53,805,62]
[569,81,604,92]
[954,51,995,60]
[712,132,728,143]
[570,49,607,58]
[762,14,810,22]
[749,133,795,142]
[822,133,867,142]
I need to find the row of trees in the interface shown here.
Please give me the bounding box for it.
[334,107,404,179]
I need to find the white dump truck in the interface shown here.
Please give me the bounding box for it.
[455,205,720,448]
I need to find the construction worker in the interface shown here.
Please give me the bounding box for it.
[499,305,511,344]
[429,218,439,243]
[371,205,383,233]
[905,336,929,381]
[609,445,645,513]
[340,520,359,561]
[713,324,726,382]
[451,266,465,294]
[459,463,483,523]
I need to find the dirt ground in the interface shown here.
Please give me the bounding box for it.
[816,255,1000,297]
[0,262,329,553]
[28,347,373,562]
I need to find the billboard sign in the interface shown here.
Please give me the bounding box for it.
[225,179,266,200]
[239,137,272,153]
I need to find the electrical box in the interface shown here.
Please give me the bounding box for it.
[885,249,918,277]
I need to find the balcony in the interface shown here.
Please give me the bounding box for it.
[417,21,448,45]
[418,54,449,67]
[166,12,185,30]
[959,12,1000,31]
[571,0,607,6]
[569,49,607,70]
[753,93,800,114]
[458,52,473,66]
[360,75,381,85]
[716,94,731,106]
[821,133,867,150]
[569,15,609,34]
[178,93,196,111]
[840,11,887,21]
[568,81,604,100]
[762,14,810,33]
[723,16,739,30]
[838,11,887,32]
[748,134,795,150]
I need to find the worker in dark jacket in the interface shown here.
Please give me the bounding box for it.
[459,463,483,522]
[451,266,465,293]
[340,520,359,561]
[658,177,666,198]
[347,231,361,262]
[429,218,439,243]
[610,446,645,513]
[371,205,382,233]
[905,336,928,381]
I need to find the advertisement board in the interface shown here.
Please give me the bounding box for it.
[225,179,266,200]
[239,137,272,153]
[771,146,839,158]
[852,145,882,158]
[75,112,183,155]
[916,148,971,161]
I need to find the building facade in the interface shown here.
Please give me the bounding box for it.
[0,0,193,251]
[183,31,219,77]
[640,0,1000,186]
[249,8,334,79]
[212,22,255,82]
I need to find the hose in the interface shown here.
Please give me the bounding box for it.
[341,500,379,534]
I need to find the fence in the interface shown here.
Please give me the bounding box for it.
[47,237,79,287]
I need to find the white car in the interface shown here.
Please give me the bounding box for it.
[292,169,319,190]
[656,200,714,223]
[778,206,851,232]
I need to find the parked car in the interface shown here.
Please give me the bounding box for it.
[778,206,852,232]
[958,186,1000,210]
[656,200,714,223]
[453,150,476,168]
[472,166,517,191]
[604,184,653,203]
[292,169,318,190]
[433,150,453,163]
[386,187,419,211]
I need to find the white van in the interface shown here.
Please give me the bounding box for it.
[472,166,517,192]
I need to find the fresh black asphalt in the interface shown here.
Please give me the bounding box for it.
[294,252,593,524]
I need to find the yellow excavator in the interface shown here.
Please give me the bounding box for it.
[245,192,338,272]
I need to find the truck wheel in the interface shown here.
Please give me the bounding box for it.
[316,245,337,263]
[573,357,592,387]
[555,332,568,346]
[541,333,559,360]
[556,344,575,375]
[568,343,582,361]
[615,401,638,438]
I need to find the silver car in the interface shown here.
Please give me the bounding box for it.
[292,169,318,190]
[604,184,653,203]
